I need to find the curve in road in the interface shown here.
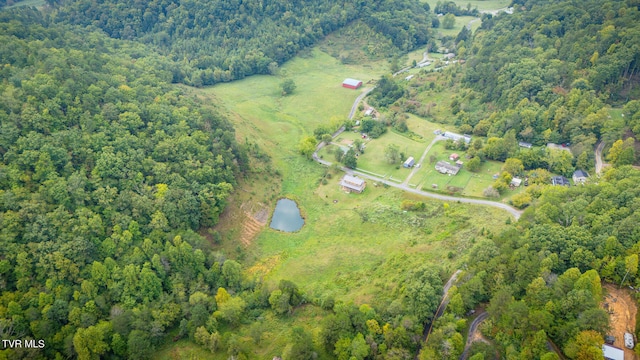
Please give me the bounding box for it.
[459,311,489,360]
[312,86,523,220]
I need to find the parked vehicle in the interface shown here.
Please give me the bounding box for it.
[625,332,634,349]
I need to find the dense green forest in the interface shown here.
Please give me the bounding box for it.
[422,165,640,359]
[2,0,640,358]
[52,0,433,86]
[0,8,251,359]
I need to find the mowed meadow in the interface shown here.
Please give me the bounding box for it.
[170,42,516,358]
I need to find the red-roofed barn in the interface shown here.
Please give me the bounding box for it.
[342,78,363,89]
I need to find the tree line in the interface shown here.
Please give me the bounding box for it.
[0,8,250,359]
[51,0,434,86]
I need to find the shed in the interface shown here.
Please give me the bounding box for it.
[340,175,366,193]
[605,335,615,345]
[403,156,415,168]
[518,141,533,149]
[449,153,460,161]
[511,177,522,187]
[602,344,624,360]
[342,78,363,90]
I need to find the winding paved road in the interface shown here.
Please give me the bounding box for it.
[425,270,463,344]
[313,156,523,219]
[313,89,523,220]
[459,311,489,360]
[348,87,375,120]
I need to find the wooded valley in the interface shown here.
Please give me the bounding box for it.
[1,0,640,359]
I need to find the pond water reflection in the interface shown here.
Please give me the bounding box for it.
[269,198,304,232]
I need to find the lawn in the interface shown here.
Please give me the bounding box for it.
[203,48,387,168]
[422,0,511,12]
[199,45,513,301]
[184,42,514,358]
[4,0,45,8]
[436,16,482,38]
[352,131,426,181]
[408,142,527,198]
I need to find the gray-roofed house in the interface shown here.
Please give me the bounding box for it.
[443,131,471,144]
[551,176,571,186]
[518,141,533,149]
[340,175,366,193]
[435,161,460,175]
[572,170,589,185]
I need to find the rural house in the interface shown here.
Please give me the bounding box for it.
[340,174,366,193]
[342,78,363,90]
[435,161,460,175]
[551,176,571,186]
[403,156,415,168]
[518,141,532,149]
[443,131,471,144]
[572,169,589,184]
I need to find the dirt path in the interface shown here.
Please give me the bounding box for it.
[402,135,444,186]
[603,283,638,359]
[595,141,608,175]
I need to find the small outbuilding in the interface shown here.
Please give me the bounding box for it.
[519,141,533,149]
[449,153,460,161]
[511,177,522,187]
[572,169,589,185]
[342,78,363,90]
[403,157,415,168]
[340,175,366,193]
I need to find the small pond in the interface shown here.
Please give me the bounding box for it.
[269,198,304,232]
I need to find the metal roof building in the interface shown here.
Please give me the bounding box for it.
[342,78,363,90]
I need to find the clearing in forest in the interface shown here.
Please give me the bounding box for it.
[603,283,638,360]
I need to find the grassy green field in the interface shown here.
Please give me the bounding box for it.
[203,46,513,293]
[182,41,514,358]
[4,0,45,8]
[422,0,511,12]
[436,16,482,38]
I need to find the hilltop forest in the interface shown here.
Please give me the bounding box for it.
[1,0,640,359]
[53,0,433,86]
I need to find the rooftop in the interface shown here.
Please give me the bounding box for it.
[573,169,589,178]
[343,78,362,87]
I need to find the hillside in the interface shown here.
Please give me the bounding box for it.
[0,8,248,359]
[52,0,433,86]
[2,0,640,359]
